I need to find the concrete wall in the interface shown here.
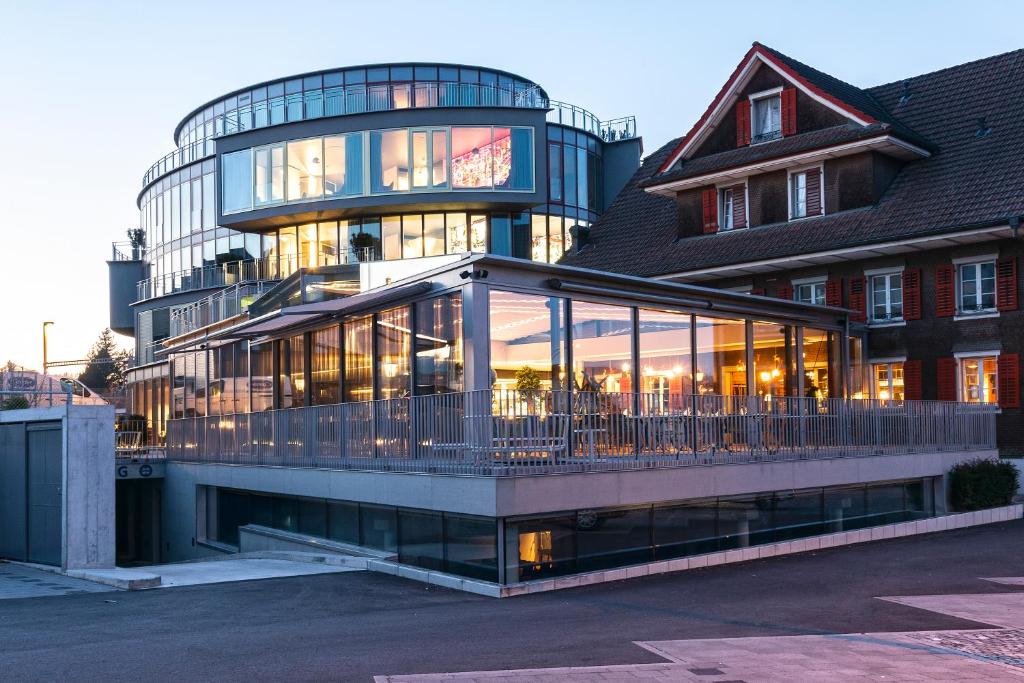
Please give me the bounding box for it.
[0,405,116,570]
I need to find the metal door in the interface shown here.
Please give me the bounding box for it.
[27,426,62,566]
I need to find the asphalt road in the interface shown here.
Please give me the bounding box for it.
[2,520,1022,682]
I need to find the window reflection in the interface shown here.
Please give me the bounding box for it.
[279,334,305,408]
[451,127,495,189]
[403,214,424,259]
[469,214,487,253]
[371,129,409,193]
[255,144,285,205]
[415,294,463,394]
[446,212,467,253]
[694,317,747,396]
[639,309,692,409]
[311,326,340,405]
[802,328,832,399]
[377,307,411,400]
[424,214,445,256]
[343,316,373,402]
[752,322,793,398]
[286,138,324,201]
[571,302,633,393]
[489,291,567,393]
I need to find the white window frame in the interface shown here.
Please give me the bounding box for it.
[749,87,783,143]
[953,350,1000,405]
[720,188,734,231]
[792,276,827,306]
[953,254,998,317]
[787,165,823,221]
[868,358,906,401]
[866,267,905,325]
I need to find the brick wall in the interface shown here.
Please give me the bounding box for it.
[748,170,788,226]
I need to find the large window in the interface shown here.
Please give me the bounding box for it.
[638,309,692,408]
[694,317,747,397]
[752,93,781,142]
[279,334,305,408]
[752,322,792,398]
[376,306,411,400]
[959,261,996,313]
[872,361,904,401]
[414,294,463,394]
[223,126,533,214]
[343,316,373,402]
[960,356,998,404]
[871,272,903,322]
[571,302,633,394]
[311,326,340,405]
[489,291,567,393]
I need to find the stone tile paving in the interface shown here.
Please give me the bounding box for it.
[904,629,1024,671]
[0,562,113,600]
[880,593,1024,630]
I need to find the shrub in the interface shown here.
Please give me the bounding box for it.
[949,459,1020,511]
[0,396,29,410]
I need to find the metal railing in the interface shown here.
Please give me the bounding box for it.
[169,281,273,337]
[0,387,74,409]
[111,240,147,262]
[166,390,997,476]
[142,138,215,189]
[115,418,166,458]
[136,247,379,302]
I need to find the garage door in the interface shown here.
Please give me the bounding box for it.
[0,421,62,565]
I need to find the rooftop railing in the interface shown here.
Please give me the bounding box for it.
[144,82,637,188]
[166,390,997,477]
[111,240,147,262]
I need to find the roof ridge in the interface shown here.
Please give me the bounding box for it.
[868,47,1024,91]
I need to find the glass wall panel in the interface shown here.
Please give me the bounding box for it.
[254,144,285,206]
[508,516,576,582]
[311,326,340,405]
[824,485,868,532]
[317,221,338,266]
[509,127,534,191]
[298,223,317,269]
[327,501,359,544]
[221,150,253,213]
[278,226,297,276]
[718,493,773,548]
[802,328,832,399]
[423,214,445,256]
[563,144,577,206]
[638,309,693,409]
[398,510,444,570]
[343,316,373,402]
[360,504,397,552]
[376,306,411,400]
[451,127,494,189]
[694,317,747,397]
[548,216,564,262]
[469,214,487,253]
[251,342,274,411]
[402,214,424,259]
[490,213,511,256]
[444,514,497,582]
[412,131,429,189]
[773,490,824,540]
[548,143,562,202]
[752,321,793,398]
[571,301,633,393]
[431,130,448,187]
[286,138,324,202]
[279,335,305,408]
[576,508,652,572]
[299,498,327,538]
[371,129,409,193]
[382,216,402,261]
[415,293,464,394]
[446,212,467,253]
[489,291,567,392]
[653,500,718,559]
[324,133,362,197]
[531,214,547,262]
[576,147,588,209]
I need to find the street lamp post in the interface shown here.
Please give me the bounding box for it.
[42,321,54,374]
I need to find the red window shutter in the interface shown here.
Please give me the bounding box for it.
[937,357,958,402]
[781,87,797,136]
[902,268,922,320]
[701,188,718,234]
[998,353,1020,408]
[776,285,793,300]
[735,99,751,147]
[935,265,956,317]
[997,257,1018,312]
[751,287,765,297]
[903,360,922,401]
[825,278,843,307]
[848,276,866,322]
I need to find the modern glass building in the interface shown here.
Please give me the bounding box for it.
[108,62,642,443]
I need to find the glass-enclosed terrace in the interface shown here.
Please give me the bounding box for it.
[164,255,995,474]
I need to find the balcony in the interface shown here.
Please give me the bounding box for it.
[166,390,996,476]
[169,282,274,338]
[141,138,214,189]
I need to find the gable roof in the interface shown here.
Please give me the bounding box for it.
[656,42,926,175]
[564,47,1024,279]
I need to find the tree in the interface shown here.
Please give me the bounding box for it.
[78,329,132,393]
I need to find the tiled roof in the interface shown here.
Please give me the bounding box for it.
[565,47,1024,278]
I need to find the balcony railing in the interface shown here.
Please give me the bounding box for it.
[169,281,273,337]
[142,138,215,189]
[111,240,147,262]
[165,390,997,476]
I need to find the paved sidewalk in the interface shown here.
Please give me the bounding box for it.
[147,558,359,588]
[377,583,1024,682]
[0,562,113,600]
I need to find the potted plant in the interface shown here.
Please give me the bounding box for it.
[127,228,146,260]
[515,366,542,412]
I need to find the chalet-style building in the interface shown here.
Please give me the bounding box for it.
[565,43,1024,454]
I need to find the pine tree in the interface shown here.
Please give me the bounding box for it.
[78,329,132,392]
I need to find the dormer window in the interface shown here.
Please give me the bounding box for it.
[751,92,782,143]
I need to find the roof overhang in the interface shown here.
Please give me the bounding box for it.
[646,134,929,196]
[655,224,1014,283]
[658,44,880,174]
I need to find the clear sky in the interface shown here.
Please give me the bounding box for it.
[1,0,1020,371]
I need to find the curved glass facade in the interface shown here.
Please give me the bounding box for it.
[222,126,535,214]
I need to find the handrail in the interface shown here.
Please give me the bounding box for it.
[165,390,998,476]
[144,81,638,189]
[169,281,273,337]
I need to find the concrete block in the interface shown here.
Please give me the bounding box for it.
[525,579,555,594]
[366,559,398,576]
[576,571,606,587]
[689,554,709,569]
[870,526,884,541]
[397,565,429,583]
[625,564,649,579]
[758,544,777,559]
[462,579,502,598]
[426,572,463,591]
[602,568,629,583]
[646,561,670,576]
[553,575,581,590]
[703,552,726,567]
[501,584,529,597]
[724,549,744,564]
[66,568,160,591]
[740,547,759,562]
[667,557,690,572]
